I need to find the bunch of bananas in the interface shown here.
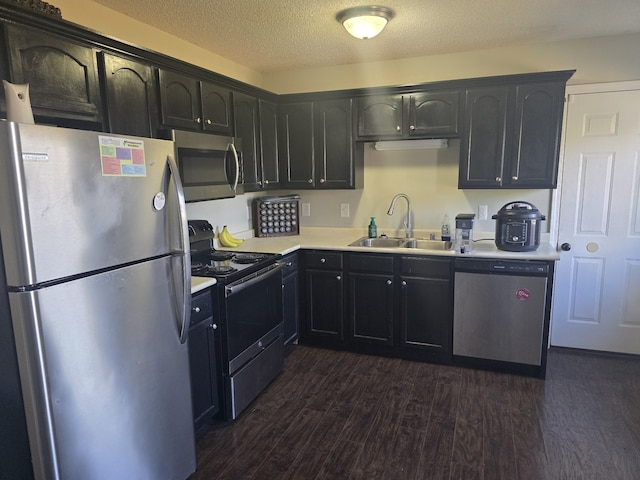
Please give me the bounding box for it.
[218,225,244,248]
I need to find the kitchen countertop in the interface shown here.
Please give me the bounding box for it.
[191,276,217,294]
[218,227,560,261]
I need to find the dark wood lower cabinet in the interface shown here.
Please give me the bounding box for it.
[300,251,345,346]
[300,250,453,364]
[188,289,220,432]
[281,253,299,347]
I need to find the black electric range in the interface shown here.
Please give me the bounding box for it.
[188,220,280,283]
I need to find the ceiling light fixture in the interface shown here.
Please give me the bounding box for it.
[336,6,395,40]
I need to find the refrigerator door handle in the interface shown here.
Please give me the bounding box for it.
[168,153,191,344]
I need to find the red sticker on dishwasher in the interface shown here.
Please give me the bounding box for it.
[516,288,531,300]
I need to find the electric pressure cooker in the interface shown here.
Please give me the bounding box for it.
[492,201,545,251]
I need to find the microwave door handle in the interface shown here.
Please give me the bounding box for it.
[229,143,239,191]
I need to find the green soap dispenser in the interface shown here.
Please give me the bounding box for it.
[368,217,377,238]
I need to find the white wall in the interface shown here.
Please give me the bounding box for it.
[47,2,630,237]
[185,141,552,238]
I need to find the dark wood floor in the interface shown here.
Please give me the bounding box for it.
[192,346,640,480]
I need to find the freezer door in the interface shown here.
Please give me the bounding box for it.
[9,256,195,480]
[0,122,186,286]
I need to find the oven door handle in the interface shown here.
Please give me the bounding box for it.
[225,262,285,298]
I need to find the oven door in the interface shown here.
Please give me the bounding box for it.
[223,262,285,374]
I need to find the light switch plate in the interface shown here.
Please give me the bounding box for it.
[340,203,350,217]
[302,203,311,217]
[478,204,488,220]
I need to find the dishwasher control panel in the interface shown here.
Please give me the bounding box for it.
[454,259,548,275]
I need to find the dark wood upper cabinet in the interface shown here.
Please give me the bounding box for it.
[4,24,102,126]
[356,90,459,139]
[280,98,362,190]
[100,53,158,138]
[357,94,404,138]
[233,92,260,189]
[279,102,315,189]
[158,69,232,134]
[459,78,567,189]
[200,82,233,134]
[258,99,280,189]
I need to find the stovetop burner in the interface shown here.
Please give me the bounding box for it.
[209,251,234,261]
[233,253,266,264]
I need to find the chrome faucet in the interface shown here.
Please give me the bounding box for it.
[387,193,413,238]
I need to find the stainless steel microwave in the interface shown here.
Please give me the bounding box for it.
[170,129,243,202]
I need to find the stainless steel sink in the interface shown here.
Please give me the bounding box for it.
[349,236,453,251]
[402,239,453,250]
[349,237,407,248]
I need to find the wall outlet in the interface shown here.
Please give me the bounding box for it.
[340,203,350,217]
[478,204,488,221]
[302,202,311,217]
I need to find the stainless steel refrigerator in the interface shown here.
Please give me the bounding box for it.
[0,121,195,480]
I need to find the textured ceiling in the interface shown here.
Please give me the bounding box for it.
[90,0,640,73]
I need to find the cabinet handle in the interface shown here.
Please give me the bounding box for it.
[401,280,407,286]
[396,125,401,131]
[409,125,415,131]
[195,117,202,124]
[512,176,518,181]
[320,178,325,183]
[192,306,201,313]
[386,279,392,285]
[308,178,313,184]
[336,275,341,281]
[211,323,218,330]
[495,176,502,182]
[320,258,326,263]
[264,180,269,185]
[206,119,212,125]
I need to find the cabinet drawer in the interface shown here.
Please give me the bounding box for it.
[190,289,213,325]
[400,256,452,277]
[282,253,298,277]
[304,251,343,270]
[348,254,394,274]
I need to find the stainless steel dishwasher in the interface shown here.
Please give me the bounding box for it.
[453,258,549,369]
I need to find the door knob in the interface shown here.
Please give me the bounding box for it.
[561,242,571,251]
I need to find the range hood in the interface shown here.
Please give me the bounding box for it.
[373,139,448,151]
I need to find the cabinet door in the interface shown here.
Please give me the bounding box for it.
[507,82,565,188]
[408,90,459,136]
[348,272,394,346]
[314,99,354,189]
[279,102,315,188]
[233,92,260,190]
[458,86,510,188]
[158,69,200,130]
[100,53,158,138]
[258,99,280,189]
[303,269,344,342]
[5,24,102,125]
[399,275,452,360]
[356,94,403,138]
[188,320,219,426]
[200,82,232,134]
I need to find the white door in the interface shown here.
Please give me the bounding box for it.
[551,84,640,354]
